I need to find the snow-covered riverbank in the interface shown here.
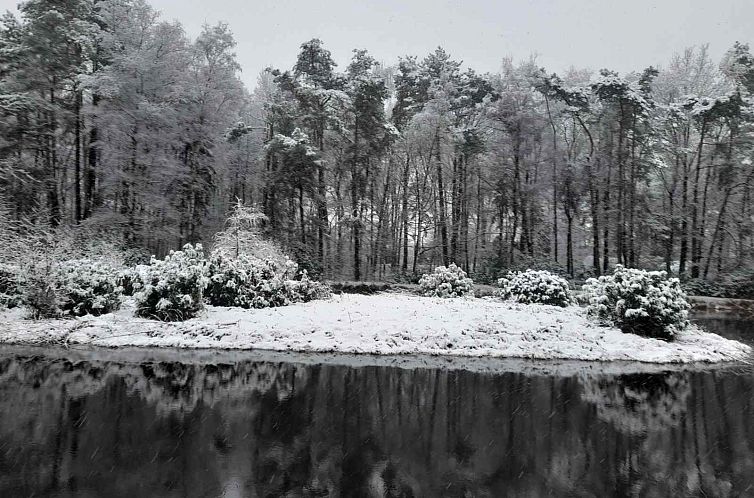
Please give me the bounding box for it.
[0,294,750,363]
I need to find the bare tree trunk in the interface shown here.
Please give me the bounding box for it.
[401,152,410,272]
[510,141,521,266]
[317,130,328,273]
[690,121,705,278]
[47,85,61,227]
[299,184,306,244]
[545,94,559,263]
[577,116,600,275]
[565,209,574,276]
[74,88,82,223]
[665,194,675,274]
[372,160,392,280]
[473,158,485,273]
[615,104,625,266]
[435,131,449,265]
[352,123,361,280]
[450,154,458,262]
[461,154,470,270]
[335,173,344,276]
[627,112,638,266]
[704,190,731,278]
[679,158,689,275]
[602,163,611,273]
[84,59,100,219]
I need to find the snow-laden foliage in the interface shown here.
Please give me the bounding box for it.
[497,269,572,307]
[212,201,289,266]
[582,265,690,340]
[117,265,147,297]
[23,255,124,319]
[132,244,209,322]
[0,263,24,309]
[55,259,123,317]
[205,253,330,309]
[0,212,138,314]
[286,269,332,303]
[419,264,474,298]
[205,254,292,308]
[18,228,80,319]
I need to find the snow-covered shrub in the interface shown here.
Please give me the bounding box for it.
[24,274,59,318]
[117,265,149,296]
[419,264,474,298]
[20,231,67,319]
[55,259,122,317]
[205,254,284,308]
[582,265,690,340]
[2,215,135,318]
[497,269,572,307]
[0,263,24,309]
[132,244,209,321]
[205,202,332,308]
[285,269,332,303]
[205,253,330,309]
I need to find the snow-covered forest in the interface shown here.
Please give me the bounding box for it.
[2,0,754,285]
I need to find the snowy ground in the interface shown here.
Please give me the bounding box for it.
[0,293,750,364]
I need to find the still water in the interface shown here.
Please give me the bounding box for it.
[0,317,752,498]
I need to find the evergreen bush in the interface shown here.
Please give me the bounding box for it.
[583,265,690,340]
[56,259,122,316]
[418,264,474,298]
[132,244,209,321]
[497,269,572,307]
[205,253,330,308]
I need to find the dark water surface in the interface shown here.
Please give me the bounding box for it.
[0,318,752,498]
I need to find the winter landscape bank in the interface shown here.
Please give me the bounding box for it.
[0,293,749,364]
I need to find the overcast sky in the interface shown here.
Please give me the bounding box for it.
[3,0,753,87]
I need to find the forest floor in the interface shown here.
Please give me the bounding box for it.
[0,293,749,363]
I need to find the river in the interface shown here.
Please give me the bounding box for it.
[0,316,751,497]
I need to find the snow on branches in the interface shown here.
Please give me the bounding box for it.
[497,269,573,307]
[582,265,690,340]
[205,253,330,309]
[419,263,474,298]
[132,244,210,322]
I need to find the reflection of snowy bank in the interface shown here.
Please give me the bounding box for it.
[2,344,746,378]
[1,294,750,363]
[0,351,306,417]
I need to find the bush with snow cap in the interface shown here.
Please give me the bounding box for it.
[132,244,209,321]
[419,264,474,298]
[497,269,572,307]
[56,259,123,316]
[117,265,149,297]
[582,265,690,340]
[285,269,332,303]
[204,253,330,309]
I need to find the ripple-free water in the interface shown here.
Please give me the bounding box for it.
[0,317,751,497]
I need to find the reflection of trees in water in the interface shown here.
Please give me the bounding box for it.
[580,372,691,434]
[0,355,752,497]
[0,356,306,496]
[0,356,306,415]
[579,370,754,497]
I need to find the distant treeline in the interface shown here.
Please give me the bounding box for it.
[2,0,754,282]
